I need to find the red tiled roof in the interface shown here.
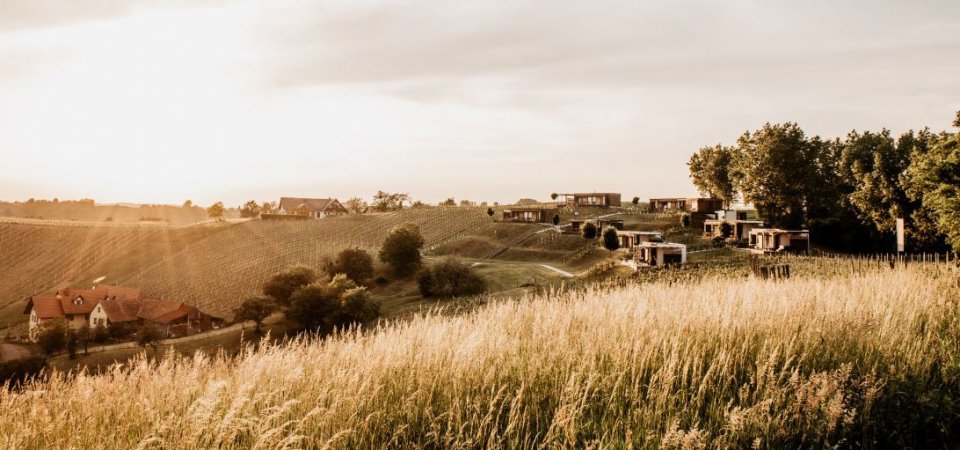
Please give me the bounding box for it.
[60,294,100,315]
[98,298,143,323]
[151,304,195,324]
[279,197,344,213]
[25,296,64,319]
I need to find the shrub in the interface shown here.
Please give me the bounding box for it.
[379,223,425,277]
[36,323,67,356]
[719,221,733,238]
[417,258,487,298]
[0,356,46,390]
[263,265,319,306]
[712,235,726,248]
[680,213,691,228]
[581,222,598,239]
[91,325,109,344]
[602,227,620,251]
[234,296,277,334]
[286,275,380,334]
[325,248,374,284]
[136,324,163,349]
[552,214,560,226]
[487,207,494,217]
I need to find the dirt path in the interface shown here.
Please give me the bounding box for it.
[539,264,574,278]
[0,343,31,362]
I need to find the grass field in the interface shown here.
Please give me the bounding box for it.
[2,264,957,448]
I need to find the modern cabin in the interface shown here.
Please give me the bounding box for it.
[635,242,687,267]
[501,207,558,223]
[616,230,664,250]
[703,219,765,242]
[648,197,724,213]
[563,193,622,208]
[748,228,810,253]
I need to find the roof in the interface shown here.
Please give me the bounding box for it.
[151,304,195,324]
[749,228,809,234]
[618,230,663,236]
[568,192,620,196]
[97,298,144,322]
[503,207,558,212]
[278,197,340,213]
[704,219,765,224]
[649,197,721,202]
[98,297,190,323]
[24,295,64,319]
[638,241,687,249]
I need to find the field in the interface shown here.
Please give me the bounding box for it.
[1,264,957,448]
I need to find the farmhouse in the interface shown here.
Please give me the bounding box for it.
[277,197,348,219]
[648,197,724,213]
[748,228,810,253]
[501,207,558,224]
[703,219,765,242]
[617,230,664,250]
[24,284,220,341]
[23,285,141,340]
[563,193,622,208]
[635,242,687,267]
[90,298,223,338]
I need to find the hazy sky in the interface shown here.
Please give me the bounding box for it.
[1,0,958,206]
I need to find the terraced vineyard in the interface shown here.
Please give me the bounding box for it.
[120,208,493,319]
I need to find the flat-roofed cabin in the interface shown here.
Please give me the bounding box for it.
[617,230,664,250]
[748,228,810,253]
[703,219,765,242]
[635,242,687,267]
[501,207,558,224]
[648,197,723,213]
[564,193,622,208]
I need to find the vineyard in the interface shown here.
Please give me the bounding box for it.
[119,208,493,319]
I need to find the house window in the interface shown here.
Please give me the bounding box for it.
[74,296,83,305]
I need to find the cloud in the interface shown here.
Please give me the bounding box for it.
[0,0,225,32]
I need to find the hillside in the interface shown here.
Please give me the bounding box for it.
[2,265,957,448]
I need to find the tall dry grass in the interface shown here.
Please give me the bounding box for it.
[1,267,958,449]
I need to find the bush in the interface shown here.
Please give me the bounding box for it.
[0,356,46,390]
[680,213,691,228]
[719,221,733,238]
[91,325,109,344]
[286,275,380,334]
[136,324,164,349]
[552,214,560,226]
[36,323,67,356]
[712,235,726,248]
[325,248,374,284]
[263,265,319,306]
[581,222,598,239]
[417,258,487,298]
[602,227,620,251]
[379,223,425,277]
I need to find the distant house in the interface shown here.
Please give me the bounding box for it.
[648,197,724,214]
[90,298,223,338]
[703,219,765,242]
[24,284,220,341]
[277,197,348,219]
[635,242,687,267]
[502,207,558,223]
[748,228,810,253]
[563,193,622,208]
[23,285,141,340]
[616,230,664,250]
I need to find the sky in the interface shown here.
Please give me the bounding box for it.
[0,0,958,206]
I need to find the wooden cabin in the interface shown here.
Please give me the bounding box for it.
[563,193,622,208]
[648,197,723,213]
[635,242,687,267]
[501,207,558,224]
[748,228,810,253]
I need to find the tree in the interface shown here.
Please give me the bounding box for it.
[581,222,598,239]
[552,214,560,226]
[379,223,425,276]
[344,197,368,214]
[325,248,375,284]
[286,275,379,334]
[36,323,67,356]
[440,198,457,207]
[602,227,620,251]
[632,197,640,205]
[417,258,487,298]
[838,129,912,234]
[371,191,410,212]
[719,221,733,238]
[905,115,960,252]
[263,265,319,306]
[459,199,476,207]
[182,200,193,208]
[234,296,277,333]
[550,193,559,201]
[261,201,278,214]
[733,123,817,228]
[207,202,225,221]
[240,200,261,218]
[487,207,495,217]
[679,214,691,228]
[688,144,737,208]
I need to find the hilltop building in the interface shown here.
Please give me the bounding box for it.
[748,228,810,253]
[648,197,723,214]
[563,193,622,208]
[501,207,558,223]
[277,197,348,219]
[635,242,687,267]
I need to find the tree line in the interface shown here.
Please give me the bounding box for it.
[688,110,960,252]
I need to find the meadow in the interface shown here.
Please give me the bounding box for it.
[2,264,957,449]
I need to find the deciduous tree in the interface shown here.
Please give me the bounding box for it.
[234,296,277,333]
[602,227,620,251]
[379,223,425,276]
[263,265,319,306]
